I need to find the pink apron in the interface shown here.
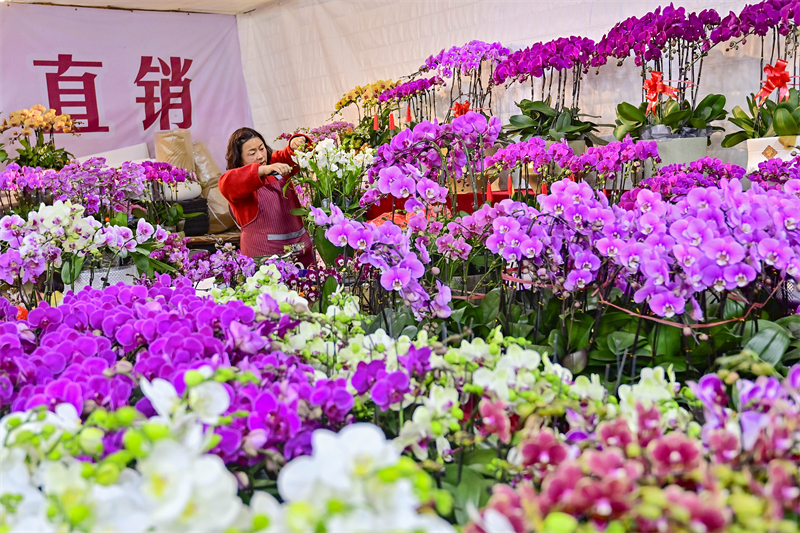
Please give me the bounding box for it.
[238,179,314,266]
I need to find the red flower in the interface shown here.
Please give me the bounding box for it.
[520,428,569,471]
[707,428,740,465]
[665,485,731,533]
[647,432,702,478]
[571,476,634,522]
[539,462,583,515]
[636,403,663,447]
[479,398,512,444]
[597,418,635,450]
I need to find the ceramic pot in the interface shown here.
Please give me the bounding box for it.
[162,181,202,202]
[71,265,139,292]
[745,136,799,173]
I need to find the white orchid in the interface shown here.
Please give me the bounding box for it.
[138,439,242,532]
[187,381,230,425]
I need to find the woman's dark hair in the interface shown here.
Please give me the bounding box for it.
[226,127,273,170]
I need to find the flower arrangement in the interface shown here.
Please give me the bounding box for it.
[378,76,445,123]
[494,36,601,121]
[334,79,396,115]
[0,105,76,170]
[639,157,747,201]
[0,201,175,308]
[419,40,510,117]
[292,139,375,263]
[277,121,356,146]
[180,243,256,289]
[361,112,502,212]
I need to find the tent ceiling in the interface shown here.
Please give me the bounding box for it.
[5,0,275,14]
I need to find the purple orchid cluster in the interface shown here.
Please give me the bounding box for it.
[747,155,800,190]
[350,345,433,411]
[0,159,147,217]
[493,36,602,86]
[566,137,659,184]
[140,161,196,185]
[420,41,510,78]
[378,76,444,103]
[712,0,799,44]
[278,122,355,145]
[147,232,190,268]
[313,205,451,319]
[597,4,719,65]
[638,157,747,202]
[0,163,56,197]
[0,277,351,463]
[483,137,571,175]
[181,243,256,288]
[691,368,800,475]
[282,264,342,303]
[441,176,800,318]
[362,112,501,208]
[53,159,148,216]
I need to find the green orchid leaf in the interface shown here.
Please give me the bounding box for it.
[721,131,751,147]
[774,108,799,136]
[616,102,646,124]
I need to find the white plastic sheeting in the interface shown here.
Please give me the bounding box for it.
[237,0,763,165]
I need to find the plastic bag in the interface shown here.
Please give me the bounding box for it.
[192,140,222,187]
[202,175,236,234]
[154,129,194,170]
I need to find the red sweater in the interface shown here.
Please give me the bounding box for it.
[219,135,310,227]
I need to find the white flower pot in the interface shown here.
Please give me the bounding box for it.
[746,136,799,173]
[71,265,139,292]
[162,181,202,202]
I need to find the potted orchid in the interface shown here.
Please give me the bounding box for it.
[601,6,724,167]
[378,75,444,125]
[291,138,374,264]
[419,40,509,119]
[0,105,76,170]
[496,36,606,190]
[0,201,176,308]
[613,92,727,173]
[721,86,800,172]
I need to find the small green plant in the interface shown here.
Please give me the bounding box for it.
[721,88,800,147]
[504,99,607,146]
[614,94,727,143]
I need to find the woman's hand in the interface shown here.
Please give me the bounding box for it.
[259,163,292,177]
[289,136,306,150]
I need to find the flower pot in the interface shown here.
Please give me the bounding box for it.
[745,136,799,173]
[71,264,139,292]
[162,181,202,202]
[643,136,708,178]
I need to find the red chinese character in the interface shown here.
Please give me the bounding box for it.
[32,54,109,133]
[135,56,193,130]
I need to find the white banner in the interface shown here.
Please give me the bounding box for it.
[0,2,252,169]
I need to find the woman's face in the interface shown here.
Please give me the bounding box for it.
[241,137,268,166]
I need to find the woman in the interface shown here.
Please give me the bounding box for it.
[219,127,314,266]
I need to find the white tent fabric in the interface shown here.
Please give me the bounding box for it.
[238,0,758,165]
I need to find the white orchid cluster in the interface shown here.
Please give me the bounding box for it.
[213,263,312,314]
[0,371,450,533]
[293,138,374,179]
